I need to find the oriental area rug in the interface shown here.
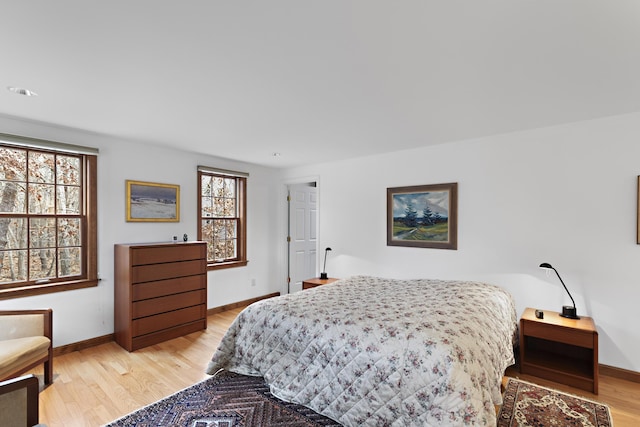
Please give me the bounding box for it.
[104,370,341,427]
[498,378,613,427]
[105,372,614,427]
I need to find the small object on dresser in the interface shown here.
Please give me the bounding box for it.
[183,233,188,241]
[535,309,544,319]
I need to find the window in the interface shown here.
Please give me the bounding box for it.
[197,167,247,270]
[0,135,98,299]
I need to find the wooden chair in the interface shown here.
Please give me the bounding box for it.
[0,309,53,385]
[0,374,40,426]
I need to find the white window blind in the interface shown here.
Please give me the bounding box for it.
[0,133,99,155]
[197,165,248,178]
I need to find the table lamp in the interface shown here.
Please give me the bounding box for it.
[320,247,332,280]
[539,262,580,319]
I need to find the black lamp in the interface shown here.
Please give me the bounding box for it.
[320,247,332,280]
[539,262,580,319]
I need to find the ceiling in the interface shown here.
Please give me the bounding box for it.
[1,1,639,168]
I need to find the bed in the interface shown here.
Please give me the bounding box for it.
[206,275,517,426]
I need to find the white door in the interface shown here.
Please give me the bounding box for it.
[288,183,317,293]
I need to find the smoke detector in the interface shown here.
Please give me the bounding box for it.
[7,86,38,97]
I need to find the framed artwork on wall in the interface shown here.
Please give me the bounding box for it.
[387,182,458,250]
[126,180,180,222]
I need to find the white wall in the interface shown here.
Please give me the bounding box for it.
[279,112,640,373]
[0,115,282,347]
[3,110,639,373]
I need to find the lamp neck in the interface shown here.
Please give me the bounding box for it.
[322,249,329,273]
[552,267,576,309]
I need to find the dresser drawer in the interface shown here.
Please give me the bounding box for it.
[132,275,205,301]
[523,320,594,348]
[132,305,205,337]
[132,289,206,318]
[131,321,206,351]
[131,244,205,265]
[132,259,205,283]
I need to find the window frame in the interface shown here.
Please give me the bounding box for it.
[0,137,98,300]
[197,168,248,270]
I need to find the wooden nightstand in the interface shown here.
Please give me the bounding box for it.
[302,277,339,290]
[519,307,598,394]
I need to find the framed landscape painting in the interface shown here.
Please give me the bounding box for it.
[126,180,180,222]
[387,182,458,249]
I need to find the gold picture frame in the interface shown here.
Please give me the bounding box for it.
[387,182,458,250]
[126,180,180,222]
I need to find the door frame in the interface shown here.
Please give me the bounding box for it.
[279,175,320,294]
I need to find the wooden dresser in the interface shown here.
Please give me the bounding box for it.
[114,241,207,351]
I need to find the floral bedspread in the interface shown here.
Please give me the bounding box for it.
[206,276,517,426]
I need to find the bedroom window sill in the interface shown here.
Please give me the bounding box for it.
[207,260,249,271]
[0,279,99,300]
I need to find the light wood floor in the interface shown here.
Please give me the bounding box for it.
[26,307,640,426]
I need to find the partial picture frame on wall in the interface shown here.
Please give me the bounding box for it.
[126,180,180,222]
[637,176,640,244]
[387,182,458,250]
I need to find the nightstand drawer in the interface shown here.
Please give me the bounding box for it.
[523,320,595,348]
